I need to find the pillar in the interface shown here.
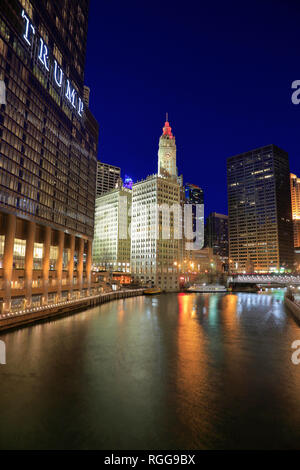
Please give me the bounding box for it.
[77,237,84,293]
[86,239,92,293]
[24,221,36,308]
[68,234,75,299]
[2,214,16,314]
[56,230,64,302]
[42,226,51,305]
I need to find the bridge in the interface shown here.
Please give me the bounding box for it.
[228,274,300,287]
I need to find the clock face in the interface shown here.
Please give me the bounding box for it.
[165,153,171,159]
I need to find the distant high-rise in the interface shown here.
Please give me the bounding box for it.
[96,162,122,196]
[0,0,99,313]
[185,183,204,234]
[185,184,204,205]
[227,145,294,273]
[205,212,229,258]
[290,173,300,248]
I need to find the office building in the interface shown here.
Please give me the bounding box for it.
[131,175,181,291]
[290,173,300,248]
[227,145,294,273]
[205,212,229,258]
[189,247,224,274]
[96,161,122,196]
[185,184,204,206]
[0,0,99,313]
[93,187,131,273]
[184,183,204,245]
[131,118,181,291]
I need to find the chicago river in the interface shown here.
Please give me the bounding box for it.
[0,292,300,450]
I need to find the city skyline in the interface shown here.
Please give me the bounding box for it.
[2,0,300,454]
[85,0,300,217]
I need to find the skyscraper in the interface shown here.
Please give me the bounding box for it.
[93,187,131,273]
[185,184,204,205]
[227,145,294,273]
[205,212,229,258]
[0,0,99,313]
[96,161,122,196]
[131,118,181,291]
[184,183,204,236]
[290,173,300,248]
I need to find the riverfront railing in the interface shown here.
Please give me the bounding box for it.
[0,289,145,331]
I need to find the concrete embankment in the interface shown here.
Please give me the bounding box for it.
[0,289,144,333]
[285,297,300,323]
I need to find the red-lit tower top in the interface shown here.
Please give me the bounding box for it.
[162,112,173,139]
[158,113,177,178]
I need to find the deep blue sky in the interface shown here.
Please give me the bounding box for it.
[85,0,300,216]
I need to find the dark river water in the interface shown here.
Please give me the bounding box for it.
[1,291,300,450]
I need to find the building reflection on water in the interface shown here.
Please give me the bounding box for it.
[1,290,300,450]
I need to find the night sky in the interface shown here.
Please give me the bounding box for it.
[85,0,300,217]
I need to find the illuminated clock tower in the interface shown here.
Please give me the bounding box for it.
[158,114,177,178]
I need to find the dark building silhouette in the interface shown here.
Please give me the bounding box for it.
[227,145,294,273]
[96,161,121,196]
[205,212,229,258]
[0,0,99,313]
[184,183,204,235]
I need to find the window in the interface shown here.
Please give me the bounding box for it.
[0,235,5,268]
[33,242,43,269]
[13,238,26,269]
[20,0,33,18]
[50,245,58,270]
[63,248,70,270]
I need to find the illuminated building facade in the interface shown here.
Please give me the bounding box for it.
[131,175,180,291]
[158,116,177,179]
[123,175,134,190]
[93,188,131,273]
[96,161,122,196]
[131,119,181,291]
[227,145,294,273]
[0,0,99,313]
[290,173,300,248]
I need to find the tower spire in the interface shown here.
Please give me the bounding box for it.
[162,115,173,138]
[158,116,177,178]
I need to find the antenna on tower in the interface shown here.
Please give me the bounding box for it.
[166,112,168,122]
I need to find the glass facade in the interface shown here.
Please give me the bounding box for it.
[0,0,99,313]
[227,145,294,273]
[33,242,43,269]
[0,0,98,238]
[290,173,300,248]
[0,235,4,268]
[49,245,58,270]
[13,238,26,269]
[96,162,121,196]
[205,212,229,258]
